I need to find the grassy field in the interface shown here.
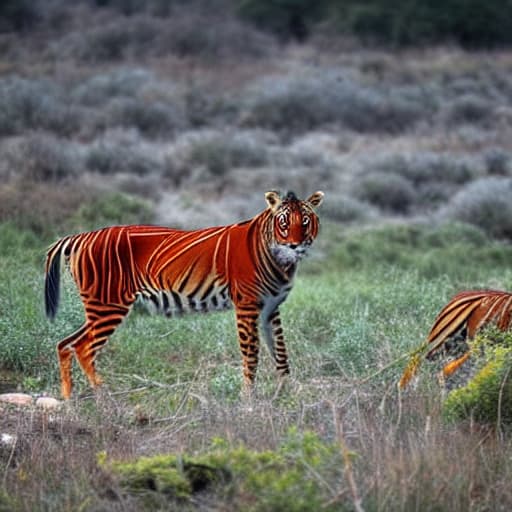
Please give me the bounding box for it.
[2,221,512,511]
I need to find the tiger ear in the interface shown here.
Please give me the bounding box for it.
[265,190,282,212]
[307,191,324,209]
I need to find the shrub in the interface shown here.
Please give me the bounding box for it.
[0,77,80,136]
[104,97,187,137]
[483,147,512,176]
[2,134,83,182]
[85,139,162,176]
[443,329,512,426]
[72,69,154,107]
[110,430,341,511]
[351,172,416,214]
[0,182,90,237]
[440,177,512,240]
[164,130,269,184]
[241,73,429,134]
[69,192,154,231]
[445,94,494,126]
[320,194,377,223]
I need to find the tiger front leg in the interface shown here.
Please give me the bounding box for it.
[235,306,260,395]
[262,310,290,399]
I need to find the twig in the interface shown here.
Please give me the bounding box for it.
[327,401,365,512]
[496,365,511,439]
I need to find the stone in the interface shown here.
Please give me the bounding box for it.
[35,397,61,410]
[0,393,33,406]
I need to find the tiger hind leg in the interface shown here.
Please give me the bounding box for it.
[56,323,90,399]
[73,304,132,395]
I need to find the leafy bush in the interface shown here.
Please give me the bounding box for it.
[330,0,512,47]
[443,330,512,426]
[111,430,341,511]
[440,177,512,241]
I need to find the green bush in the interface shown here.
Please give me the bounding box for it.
[443,330,512,426]
[111,430,341,511]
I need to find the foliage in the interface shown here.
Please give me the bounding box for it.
[111,430,341,511]
[351,172,416,214]
[440,178,512,241]
[443,329,512,425]
[69,192,155,231]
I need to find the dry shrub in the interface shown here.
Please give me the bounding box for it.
[0,182,91,236]
[2,133,83,182]
[440,177,512,240]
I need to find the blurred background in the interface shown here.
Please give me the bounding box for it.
[2,0,512,237]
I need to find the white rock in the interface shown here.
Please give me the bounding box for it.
[1,433,16,446]
[0,393,33,406]
[35,397,61,410]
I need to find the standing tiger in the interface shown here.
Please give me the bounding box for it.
[45,190,324,399]
[399,289,512,389]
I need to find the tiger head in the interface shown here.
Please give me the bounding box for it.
[265,190,324,267]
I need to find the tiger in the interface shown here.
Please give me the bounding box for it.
[45,190,324,399]
[399,289,512,389]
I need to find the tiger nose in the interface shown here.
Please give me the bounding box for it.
[288,244,298,249]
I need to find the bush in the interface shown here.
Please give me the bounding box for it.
[85,139,162,176]
[72,69,154,107]
[440,177,512,241]
[241,73,429,134]
[351,172,416,214]
[164,130,269,184]
[0,182,90,237]
[445,94,494,126]
[104,97,187,137]
[443,329,512,426]
[69,192,154,231]
[320,194,377,223]
[111,431,341,511]
[0,77,80,136]
[2,134,82,182]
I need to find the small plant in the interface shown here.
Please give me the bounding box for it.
[443,329,512,426]
[110,430,341,511]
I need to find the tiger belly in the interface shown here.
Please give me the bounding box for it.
[139,284,231,316]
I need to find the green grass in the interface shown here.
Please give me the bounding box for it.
[3,220,512,510]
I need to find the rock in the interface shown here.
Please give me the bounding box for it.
[0,393,33,406]
[1,433,16,447]
[35,397,61,410]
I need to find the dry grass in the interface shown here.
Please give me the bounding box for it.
[2,373,512,511]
